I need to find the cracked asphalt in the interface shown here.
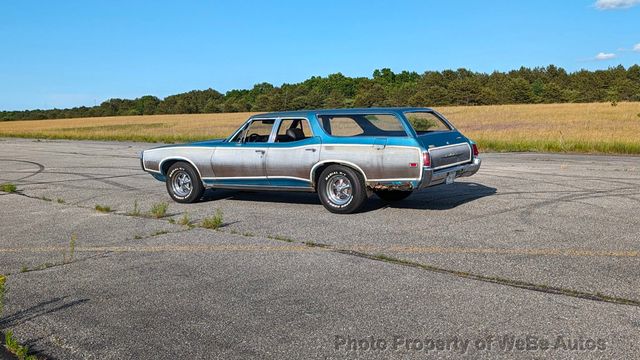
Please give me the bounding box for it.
[1,137,639,359]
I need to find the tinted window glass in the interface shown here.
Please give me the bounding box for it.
[319,114,407,137]
[321,116,363,136]
[404,112,451,133]
[276,119,313,142]
[364,114,405,132]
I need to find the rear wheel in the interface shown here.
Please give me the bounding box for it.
[374,190,412,202]
[166,162,204,203]
[317,165,367,214]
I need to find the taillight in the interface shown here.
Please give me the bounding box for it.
[423,152,431,167]
[472,144,479,157]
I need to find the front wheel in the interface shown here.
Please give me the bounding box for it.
[374,190,412,202]
[317,165,367,214]
[166,161,204,203]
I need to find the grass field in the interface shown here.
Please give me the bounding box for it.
[1,102,639,154]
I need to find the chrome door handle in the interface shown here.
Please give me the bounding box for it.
[255,150,265,154]
[305,148,316,152]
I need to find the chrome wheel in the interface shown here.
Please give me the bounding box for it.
[326,175,352,206]
[171,170,192,197]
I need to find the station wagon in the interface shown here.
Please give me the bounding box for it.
[140,108,481,213]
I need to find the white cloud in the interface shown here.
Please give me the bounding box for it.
[634,43,640,52]
[594,0,640,10]
[595,52,617,60]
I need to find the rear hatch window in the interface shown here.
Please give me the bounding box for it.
[404,111,451,134]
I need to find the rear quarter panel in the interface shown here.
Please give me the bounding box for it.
[318,136,422,181]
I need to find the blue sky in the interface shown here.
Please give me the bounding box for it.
[1,0,639,110]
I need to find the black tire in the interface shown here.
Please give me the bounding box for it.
[165,161,205,203]
[374,190,412,202]
[317,165,367,214]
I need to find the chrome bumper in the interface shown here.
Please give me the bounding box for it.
[419,157,481,189]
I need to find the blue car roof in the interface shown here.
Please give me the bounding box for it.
[251,107,434,118]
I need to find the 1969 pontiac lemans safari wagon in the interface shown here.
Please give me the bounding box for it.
[141,108,481,214]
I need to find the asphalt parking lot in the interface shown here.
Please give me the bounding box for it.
[1,137,639,359]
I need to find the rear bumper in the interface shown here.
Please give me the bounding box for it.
[419,157,481,189]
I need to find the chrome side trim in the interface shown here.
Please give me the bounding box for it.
[427,142,470,151]
[202,175,311,182]
[368,178,420,182]
[205,184,315,192]
[321,144,419,150]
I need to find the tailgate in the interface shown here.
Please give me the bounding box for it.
[417,131,472,170]
[429,143,472,169]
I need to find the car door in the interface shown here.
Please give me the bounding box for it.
[210,119,275,186]
[265,118,320,188]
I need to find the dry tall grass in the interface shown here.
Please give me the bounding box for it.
[1,102,639,154]
[0,112,253,143]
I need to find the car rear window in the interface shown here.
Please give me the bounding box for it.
[318,114,407,137]
[404,111,451,133]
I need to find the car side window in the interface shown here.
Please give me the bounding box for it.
[320,116,364,136]
[318,114,408,137]
[275,119,313,142]
[235,119,275,143]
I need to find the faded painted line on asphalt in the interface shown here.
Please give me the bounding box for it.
[1,245,638,257]
[0,244,319,253]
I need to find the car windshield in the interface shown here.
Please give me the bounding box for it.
[318,114,407,137]
[404,111,451,134]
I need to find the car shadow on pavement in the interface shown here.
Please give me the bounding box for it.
[364,182,497,211]
[200,182,496,213]
[201,189,321,205]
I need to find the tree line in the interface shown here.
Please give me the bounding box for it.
[2,65,639,121]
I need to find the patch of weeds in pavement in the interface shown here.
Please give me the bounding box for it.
[4,331,37,360]
[201,209,223,230]
[95,204,112,213]
[63,233,77,264]
[134,234,143,240]
[149,201,168,218]
[229,230,254,237]
[374,253,410,264]
[0,276,35,360]
[127,199,141,216]
[19,263,55,273]
[69,233,76,262]
[178,213,194,227]
[168,218,176,224]
[0,183,17,193]
[0,274,5,315]
[268,235,294,243]
[40,196,52,202]
[151,230,169,237]
[304,241,329,248]
[56,198,65,204]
